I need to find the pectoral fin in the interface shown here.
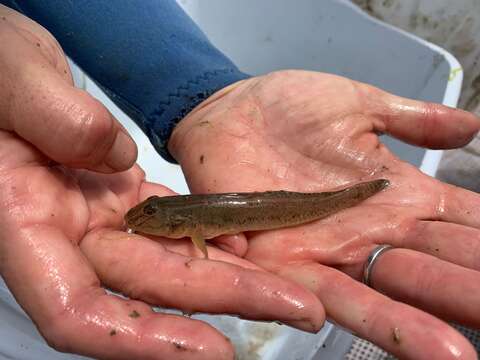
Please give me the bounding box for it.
[191,234,208,259]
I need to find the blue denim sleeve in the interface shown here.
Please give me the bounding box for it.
[1,0,249,162]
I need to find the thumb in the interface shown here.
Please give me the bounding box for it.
[11,79,138,173]
[360,83,480,149]
[0,14,137,173]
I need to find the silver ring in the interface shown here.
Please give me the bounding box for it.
[363,245,394,287]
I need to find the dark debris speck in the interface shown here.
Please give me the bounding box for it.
[129,310,140,318]
[393,327,401,344]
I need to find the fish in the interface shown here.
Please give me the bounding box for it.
[124,179,389,258]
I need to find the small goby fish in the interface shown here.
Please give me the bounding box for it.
[124,179,389,258]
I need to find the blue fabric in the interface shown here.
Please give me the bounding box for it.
[1,0,248,162]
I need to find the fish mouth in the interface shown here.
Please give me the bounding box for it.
[377,178,390,189]
[124,208,152,228]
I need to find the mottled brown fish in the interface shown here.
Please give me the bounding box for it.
[125,179,389,258]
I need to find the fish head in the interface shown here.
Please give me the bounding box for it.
[124,195,193,238]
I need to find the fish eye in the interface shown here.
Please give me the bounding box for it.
[143,204,156,216]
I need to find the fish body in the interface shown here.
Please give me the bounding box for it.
[124,179,389,257]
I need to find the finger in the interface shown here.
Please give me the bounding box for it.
[439,182,480,228]
[1,226,233,360]
[147,236,263,271]
[80,229,325,333]
[61,297,235,360]
[211,234,249,257]
[358,83,480,149]
[369,248,480,328]
[139,181,249,256]
[278,263,477,360]
[307,206,480,274]
[400,221,480,271]
[0,22,137,172]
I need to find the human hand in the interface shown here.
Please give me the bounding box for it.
[170,70,480,360]
[0,8,324,359]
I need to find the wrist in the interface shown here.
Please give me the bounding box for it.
[168,77,252,164]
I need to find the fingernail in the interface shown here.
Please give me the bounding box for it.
[283,319,321,333]
[104,131,137,171]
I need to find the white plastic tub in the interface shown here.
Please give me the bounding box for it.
[0,1,462,359]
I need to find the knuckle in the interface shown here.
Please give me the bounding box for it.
[403,218,428,246]
[131,164,146,181]
[419,102,441,147]
[413,261,439,296]
[472,237,480,270]
[67,95,115,160]
[40,316,73,353]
